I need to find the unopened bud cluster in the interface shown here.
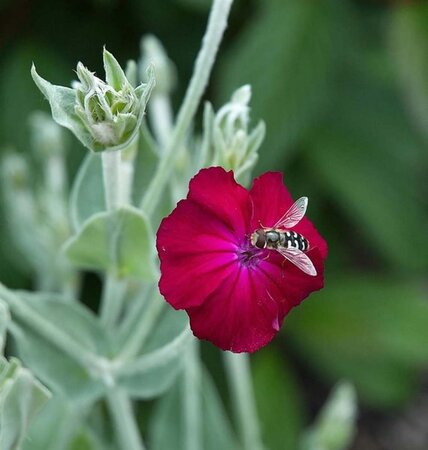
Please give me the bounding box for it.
[203,85,265,185]
[74,63,141,148]
[32,49,155,153]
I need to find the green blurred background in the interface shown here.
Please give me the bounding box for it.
[1,0,428,449]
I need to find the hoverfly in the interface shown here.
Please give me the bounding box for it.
[250,197,317,276]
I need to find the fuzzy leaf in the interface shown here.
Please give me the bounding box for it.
[10,292,111,406]
[117,308,190,399]
[31,66,96,151]
[0,357,51,450]
[64,205,156,280]
[25,395,107,450]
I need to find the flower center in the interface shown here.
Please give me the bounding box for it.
[236,240,263,268]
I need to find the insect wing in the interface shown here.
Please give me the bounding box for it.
[277,246,317,276]
[274,197,308,229]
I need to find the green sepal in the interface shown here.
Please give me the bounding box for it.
[31,65,94,149]
[103,48,129,92]
[64,205,157,281]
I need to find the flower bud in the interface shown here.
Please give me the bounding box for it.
[202,85,265,185]
[31,48,155,153]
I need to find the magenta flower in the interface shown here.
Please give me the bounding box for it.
[156,167,327,353]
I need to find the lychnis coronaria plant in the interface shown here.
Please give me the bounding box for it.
[0,1,343,450]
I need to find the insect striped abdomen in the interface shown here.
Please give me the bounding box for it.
[282,230,308,251]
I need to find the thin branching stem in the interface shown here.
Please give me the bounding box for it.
[140,0,234,216]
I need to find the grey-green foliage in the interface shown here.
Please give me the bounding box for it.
[301,382,357,450]
[0,357,51,450]
[117,308,190,399]
[149,369,239,450]
[64,205,157,281]
[9,291,111,406]
[24,395,108,450]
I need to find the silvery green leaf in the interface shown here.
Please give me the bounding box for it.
[149,369,238,450]
[69,153,105,231]
[9,292,111,406]
[300,382,357,450]
[25,395,107,450]
[0,356,51,450]
[31,66,97,151]
[64,206,156,281]
[116,308,190,399]
[25,395,76,450]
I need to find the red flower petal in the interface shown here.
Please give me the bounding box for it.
[187,167,252,236]
[249,172,328,258]
[157,200,238,309]
[258,247,325,314]
[187,265,282,353]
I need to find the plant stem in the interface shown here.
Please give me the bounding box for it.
[119,292,166,361]
[141,0,234,216]
[106,387,146,450]
[223,352,264,450]
[182,339,202,450]
[100,273,127,328]
[101,150,122,211]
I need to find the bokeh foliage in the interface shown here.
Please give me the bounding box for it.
[1,0,428,448]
